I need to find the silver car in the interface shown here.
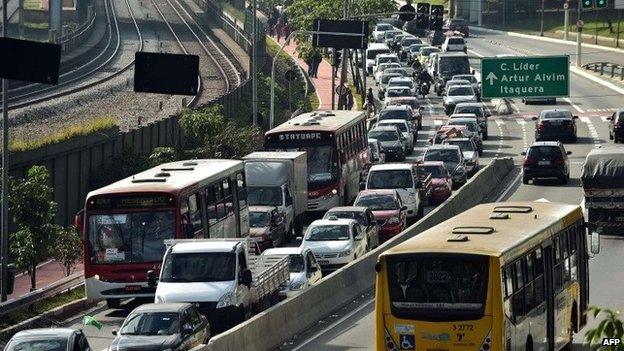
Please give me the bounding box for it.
[442,137,480,176]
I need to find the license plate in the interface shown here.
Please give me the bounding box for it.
[538,161,551,165]
[125,285,141,292]
[616,217,624,222]
[317,260,330,265]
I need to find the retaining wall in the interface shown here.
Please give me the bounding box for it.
[195,157,515,351]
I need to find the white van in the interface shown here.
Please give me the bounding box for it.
[364,163,423,219]
[366,43,391,75]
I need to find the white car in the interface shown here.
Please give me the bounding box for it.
[442,36,467,52]
[374,62,402,81]
[366,43,391,75]
[443,85,478,115]
[442,137,480,176]
[375,119,414,155]
[373,54,400,76]
[387,77,417,97]
[384,86,413,100]
[261,247,322,298]
[300,218,367,271]
[372,23,394,42]
[364,163,423,219]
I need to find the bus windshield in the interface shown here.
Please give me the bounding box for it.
[161,252,236,282]
[387,254,489,320]
[300,145,337,183]
[88,211,175,264]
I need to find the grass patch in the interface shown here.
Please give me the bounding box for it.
[0,286,84,330]
[266,37,292,62]
[349,84,363,110]
[23,0,41,10]
[220,1,245,23]
[24,21,49,30]
[308,91,320,110]
[10,117,116,152]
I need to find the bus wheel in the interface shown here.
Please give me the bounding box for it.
[525,336,533,351]
[106,298,120,309]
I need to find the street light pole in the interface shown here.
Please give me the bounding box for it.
[1,0,10,303]
[576,0,582,67]
[540,0,545,36]
[251,0,258,126]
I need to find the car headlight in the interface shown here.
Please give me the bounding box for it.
[338,249,352,257]
[155,295,165,303]
[290,281,304,290]
[216,291,235,308]
[388,216,400,224]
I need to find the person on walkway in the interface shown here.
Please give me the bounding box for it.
[346,87,354,110]
[310,50,321,78]
[276,20,283,41]
[306,55,315,76]
[267,17,276,37]
[283,23,292,44]
[365,88,376,115]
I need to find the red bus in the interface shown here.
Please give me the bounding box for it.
[264,110,370,212]
[76,159,249,308]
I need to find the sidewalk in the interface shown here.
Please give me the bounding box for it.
[7,260,83,300]
[268,35,353,111]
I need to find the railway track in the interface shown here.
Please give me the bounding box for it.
[0,0,143,112]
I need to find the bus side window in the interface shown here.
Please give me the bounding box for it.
[180,197,193,238]
[561,232,571,283]
[554,236,564,291]
[504,266,514,298]
[533,249,545,305]
[523,256,535,314]
[188,194,204,237]
[512,261,526,320]
[205,187,217,225]
[214,183,226,220]
[237,173,247,210]
[223,179,234,215]
[569,227,578,281]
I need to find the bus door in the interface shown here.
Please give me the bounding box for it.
[543,244,555,351]
[577,225,589,327]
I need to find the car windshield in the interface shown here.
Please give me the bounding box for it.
[247,186,282,206]
[446,140,475,151]
[410,45,425,52]
[249,211,270,228]
[528,146,562,158]
[421,165,447,178]
[120,312,180,336]
[379,56,399,65]
[299,145,338,183]
[379,122,407,132]
[88,211,175,264]
[368,170,414,189]
[385,31,399,39]
[402,38,421,46]
[449,120,478,132]
[367,49,391,60]
[377,24,392,31]
[448,86,474,96]
[455,106,484,117]
[387,88,411,97]
[447,81,469,89]
[381,74,402,84]
[368,130,399,141]
[6,338,69,351]
[379,109,410,121]
[306,225,350,241]
[385,68,407,76]
[289,254,305,273]
[161,252,236,282]
[439,57,470,75]
[448,38,464,45]
[420,47,438,56]
[617,112,624,123]
[542,111,572,119]
[389,80,413,89]
[425,149,460,168]
[355,195,398,210]
[326,211,367,226]
[454,75,477,83]
[387,254,489,320]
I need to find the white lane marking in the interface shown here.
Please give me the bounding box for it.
[495,119,505,126]
[601,116,611,122]
[562,98,585,113]
[580,116,592,124]
[516,118,526,125]
[582,116,602,148]
[434,119,443,126]
[291,299,375,351]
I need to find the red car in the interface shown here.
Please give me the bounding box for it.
[417,161,452,206]
[353,189,407,243]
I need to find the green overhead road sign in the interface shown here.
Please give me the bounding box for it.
[481,55,570,99]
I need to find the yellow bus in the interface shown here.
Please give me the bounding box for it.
[375,201,598,351]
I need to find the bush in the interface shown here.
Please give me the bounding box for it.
[89,146,151,190]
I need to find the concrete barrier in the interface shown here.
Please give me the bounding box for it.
[199,157,515,351]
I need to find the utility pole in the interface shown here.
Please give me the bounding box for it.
[540,0,545,36]
[1,0,10,303]
[251,0,258,125]
[594,8,598,44]
[576,0,582,67]
[564,2,570,41]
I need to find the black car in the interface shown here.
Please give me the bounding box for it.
[4,328,91,351]
[110,303,210,351]
[447,18,469,37]
[368,126,406,161]
[403,20,427,37]
[608,109,624,143]
[533,109,578,142]
[521,141,572,184]
[428,30,446,47]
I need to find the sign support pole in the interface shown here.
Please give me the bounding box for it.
[540,0,545,36]
[576,0,582,67]
[1,0,10,303]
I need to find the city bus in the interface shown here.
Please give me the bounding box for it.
[76,159,250,308]
[264,110,369,212]
[375,201,597,351]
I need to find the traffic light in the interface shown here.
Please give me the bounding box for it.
[596,0,607,8]
[416,3,430,29]
[430,5,444,31]
[582,0,593,8]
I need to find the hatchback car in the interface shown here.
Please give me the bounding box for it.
[447,18,469,36]
[376,119,414,155]
[110,303,210,351]
[261,247,322,297]
[608,109,624,143]
[385,86,413,99]
[521,141,572,184]
[423,145,467,188]
[418,46,441,66]
[417,161,452,205]
[452,74,480,98]
[301,218,367,271]
[383,96,423,131]
[373,23,394,42]
[443,137,480,176]
[407,43,426,63]
[4,328,91,351]
[454,102,490,140]
[353,189,406,243]
[533,109,578,142]
[324,206,380,249]
[378,72,404,98]
[386,77,417,97]
[445,79,472,95]
[368,126,406,161]
[374,62,402,81]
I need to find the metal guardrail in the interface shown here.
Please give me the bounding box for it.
[0,272,84,317]
[583,62,624,81]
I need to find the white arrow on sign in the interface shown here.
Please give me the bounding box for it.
[486,72,498,85]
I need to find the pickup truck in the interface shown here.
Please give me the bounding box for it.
[153,239,289,331]
[581,147,624,236]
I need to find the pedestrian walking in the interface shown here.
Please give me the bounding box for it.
[346,87,354,110]
[283,23,292,44]
[310,50,321,78]
[365,88,376,115]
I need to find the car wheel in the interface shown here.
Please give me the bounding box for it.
[522,175,530,184]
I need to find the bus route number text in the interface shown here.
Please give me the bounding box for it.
[452,324,474,331]
[427,271,450,283]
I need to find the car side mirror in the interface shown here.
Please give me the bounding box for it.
[401,206,408,211]
[147,270,157,288]
[566,151,572,155]
[520,151,527,156]
[471,69,475,75]
[309,265,318,273]
[573,115,579,119]
[531,116,538,121]
[241,268,252,287]
[74,210,84,232]
[296,236,303,242]
[182,325,193,336]
[112,330,118,336]
[590,229,601,254]
[360,181,366,190]
[607,116,612,120]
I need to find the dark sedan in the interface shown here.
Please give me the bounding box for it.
[368,127,406,161]
[533,109,578,142]
[521,141,572,184]
[110,303,210,351]
[608,109,624,143]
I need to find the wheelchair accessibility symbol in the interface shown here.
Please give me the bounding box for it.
[399,334,415,350]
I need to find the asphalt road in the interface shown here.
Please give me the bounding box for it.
[282,30,624,351]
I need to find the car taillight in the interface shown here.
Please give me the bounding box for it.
[553,158,565,166]
[538,121,549,131]
[524,158,536,166]
[615,123,623,129]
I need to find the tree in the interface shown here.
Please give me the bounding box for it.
[149,147,182,166]
[53,226,83,277]
[9,166,61,291]
[584,307,624,351]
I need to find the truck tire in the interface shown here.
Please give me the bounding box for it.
[417,204,424,219]
[294,218,303,237]
[106,298,120,309]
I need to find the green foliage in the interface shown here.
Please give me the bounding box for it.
[584,307,624,351]
[179,105,226,149]
[149,147,182,166]
[52,226,83,277]
[89,146,151,190]
[8,166,62,290]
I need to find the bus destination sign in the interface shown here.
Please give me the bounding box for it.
[89,195,174,210]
